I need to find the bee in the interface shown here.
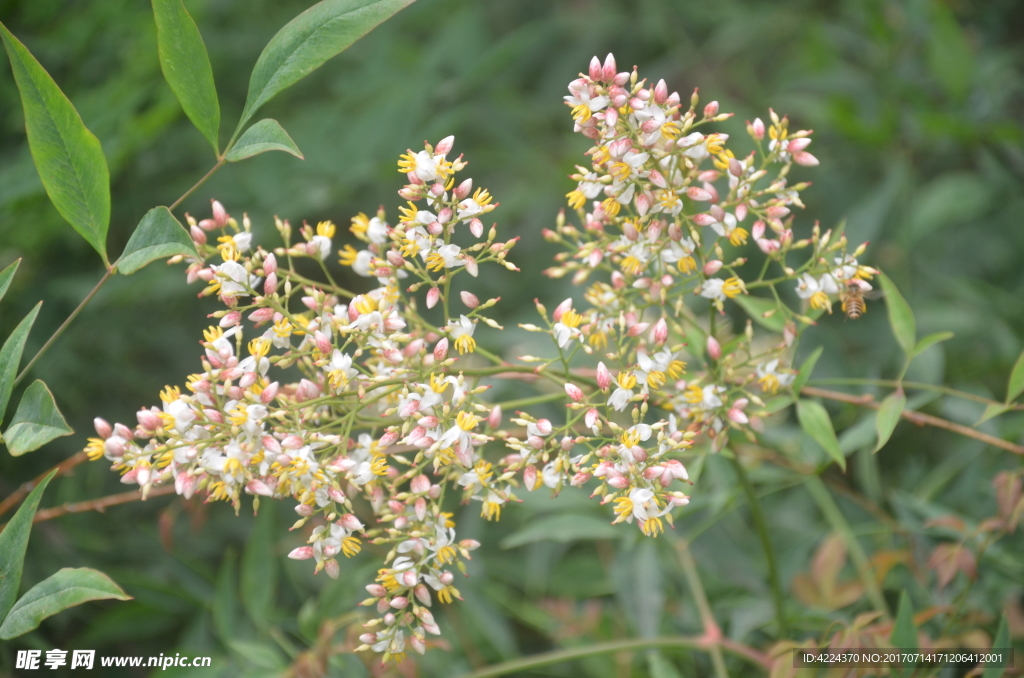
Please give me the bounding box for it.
[840,279,873,319]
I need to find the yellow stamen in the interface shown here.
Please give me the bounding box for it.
[621,255,644,276]
[425,252,445,272]
[342,536,361,558]
[729,227,749,247]
[684,384,704,404]
[454,335,476,355]
[560,309,583,329]
[722,277,743,298]
[435,545,456,565]
[85,438,105,461]
[350,213,370,237]
[338,244,359,267]
[810,290,832,312]
[616,372,637,390]
[566,189,586,210]
[646,370,667,389]
[759,374,781,394]
[667,360,687,379]
[316,220,336,238]
[601,197,621,217]
[677,256,697,274]
[456,411,480,432]
[160,385,181,404]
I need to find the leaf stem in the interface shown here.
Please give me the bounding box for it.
[169,157,226,212]
[14,268,113,388]
[728,454,787,637]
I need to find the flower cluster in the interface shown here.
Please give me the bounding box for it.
[84,55,877,667]
[517,53,876,536]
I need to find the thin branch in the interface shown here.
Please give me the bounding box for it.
[675,539,730,678]
[453,635,768,678]
[0,451,89,519]
[31,485,176,524]
[800,385,1024,456]
[809,378,1024,410]
[15,269,113,388]
[169,158,226,212]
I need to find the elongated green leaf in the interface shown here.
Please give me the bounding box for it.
[241,502,277,625]
[0,469,56,622]
[117,207,198,275]
[212,547,238,643]
[792,345,824,394]
[982,616,1009,678]
[797,399,845,470]
[0,567,130,639]
[0,24,110,264]
[226,118,303,162]
[976,403,1011,427]
[890,591,917,678]
[0,302,41,426]
[879,273,916,356]
[733,295,786,333]
[4,380,73,456]
[236,0,415,133]
[500,513,621,549]
[913,331,953,357]
[1007,349,1024,403]
[874,390,906,453]
[152,0,221,154]
[0,259,20,305]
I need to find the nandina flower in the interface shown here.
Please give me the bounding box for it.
[564,79,609,124]
[699,277,743,301]
[756,359,795,394]
[446,315,476,354]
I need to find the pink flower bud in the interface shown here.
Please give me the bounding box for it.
[426,287,440,309]
[190,225,206,245]
[787,137,812,152]
[607,475,629,489]
[435,135,454,155]
[211,200,228,227]
[553,297,573,322]
[433,337,449,361]
[340,513,364,531]
[114,423,134,440]
[460,291,479,308]
[635,192,651,217]
[288,546,314,560]
[688,186,712,201]
[728,407,749,424]
[324,559,340,579]
[488,405,502,429]
[766,206,790,219]
[623,220,639,241]
[589,55,602,81]
[94,417,113,439]
[259,381,279,404]
[729,158,744,177]
[652,318,668,345]
[703,260,723,275]
[654,78,668,104]
[564,382,584,402]
[136,409,161,432]
[175,471,197,499]
[585,408,599,429]
[628,321,650,337]
[390,596,409,609]
[757,238,780,254]
[281,434,304,450]
[523,465,538,490]
[219,310,241,328]
[198,218,217,232]
[693,213,717,226]
[704,101,719,117]
[611,271,626,289]
[294,503,312,516]
[706,336,722,360]
[261,272,277,295]
[247,479,274,496]
[411,475,430,494]
[793,151,819,166]
[596,362,612,390]
[314,330,332,354]
[602,53,617,81]
[751,117,765,139]
[534,418,553,436]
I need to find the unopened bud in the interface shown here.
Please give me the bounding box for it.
[460,291,479,308]
[706,336,722,361]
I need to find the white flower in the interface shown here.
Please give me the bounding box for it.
[212,260,256,298]
[367,216,389,244]
[309,234,332,261]
[608,386,634,412]
[795,273,819,299]
[232,231,252,252]
[700,278,727,301]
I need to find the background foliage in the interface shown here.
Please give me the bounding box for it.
[1,0,1023,676]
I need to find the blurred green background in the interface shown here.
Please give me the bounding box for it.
[1,0,1023,676]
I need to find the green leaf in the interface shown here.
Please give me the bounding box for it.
[733,295,786,333]
[225,118,304,162]
[152,0,221,154]
[0,24,111,264]
[976,403,1012,427]
[236,0,416,133]
[879,273,916,357]
[874,390,906,453]
[1007,349,1024,403]
[4,380,73,456]
[797,399,845,471]
[0,302,41,426]
[890,591,917,678]
[913,331,954,358]
[0,567,130,640]
[0,258,20,305]
[0,469,56,622]
[241,502,277,625]
[982,616,1009,678]
[212,547,238,643]
[116,207,198,275]
[792,345,824,394]
[500,513,621,549]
